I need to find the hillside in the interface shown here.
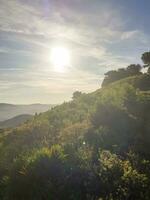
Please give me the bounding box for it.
[0,103,54,121]
[0,74,149,200]
[0,114,33,128]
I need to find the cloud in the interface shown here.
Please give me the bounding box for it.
[0,64,101,104]
[0,0,150,103]
[0,48,9,54]
[121,30,139,40]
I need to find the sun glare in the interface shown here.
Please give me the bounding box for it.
[50,47,70,72]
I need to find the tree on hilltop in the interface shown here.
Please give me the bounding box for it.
[141,52,150,74]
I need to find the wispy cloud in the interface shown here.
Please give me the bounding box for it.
[0,0,150,103]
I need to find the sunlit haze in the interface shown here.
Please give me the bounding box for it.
[50,47,71,72]
[0,0,150,104]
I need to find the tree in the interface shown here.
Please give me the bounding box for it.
[72,91,82,99]
[141,52,150,73]
[102,64,142,87]
[102,70,119,87]
[126,64,142,76]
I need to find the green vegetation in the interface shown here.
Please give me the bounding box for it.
[142,51,150,73]
[102,64,142,87]
[0,53,150,199]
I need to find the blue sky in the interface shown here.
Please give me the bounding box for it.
[0,0,150,104]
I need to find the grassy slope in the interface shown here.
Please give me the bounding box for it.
[0,74,149,200]
[0,74,149,162]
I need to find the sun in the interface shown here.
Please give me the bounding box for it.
[50,47,70,72]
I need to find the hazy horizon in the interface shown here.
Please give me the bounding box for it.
[0,0,150,104]
[0,102,56,105]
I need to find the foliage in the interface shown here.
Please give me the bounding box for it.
[102,64,142,87]
[0,53,150,199]
[141,51,150,72]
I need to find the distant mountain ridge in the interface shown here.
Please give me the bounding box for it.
[0,103,54,121]
[0,73,150,199]
[0,114,33,128]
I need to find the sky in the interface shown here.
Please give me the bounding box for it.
[0,0,150,104]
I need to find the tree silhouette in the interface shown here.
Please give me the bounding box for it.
[102,64,142,87]
[141,52,150,73]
